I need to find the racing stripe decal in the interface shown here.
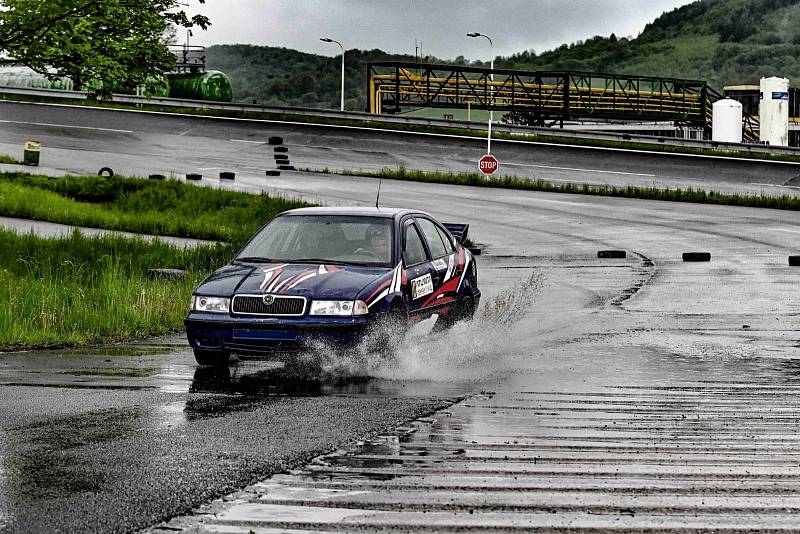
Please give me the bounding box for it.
[259,264,287,292]
[367,263,403,308]
[287,271,318,290]
[366,279,392,305]
[456,248,472,292]
[368,287,391,309]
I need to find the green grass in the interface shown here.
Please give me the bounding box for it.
[0,174,308,351]
[3,91,799,164]
[0,172,309,244]
[0,230,237,350]
[311,165,800,212]
[0,155,22,164]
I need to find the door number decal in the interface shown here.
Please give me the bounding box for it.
[411,274,434,299]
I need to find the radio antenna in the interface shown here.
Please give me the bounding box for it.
[375,179,382,209]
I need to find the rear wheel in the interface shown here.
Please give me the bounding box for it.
[436,294,476,330]
[193,348,229,367]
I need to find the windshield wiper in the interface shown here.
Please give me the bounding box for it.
[235,256,278,263]
[290,258,349,265]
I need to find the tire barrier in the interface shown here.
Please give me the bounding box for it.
[274,146,289,153]
[789,256,800,266]
[265,170,281,176]
[219,171,235,181]
[186,173,202,181]
[274,154,290,160]
[598,250,626,259]
[98,167,114,177]
[278,165,295,171]
[683,252,711,262]
[268,136,283,145]
[148,174,165,180]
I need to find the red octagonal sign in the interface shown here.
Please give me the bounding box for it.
[478,154,499,175]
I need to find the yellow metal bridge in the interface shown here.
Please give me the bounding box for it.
[367,62,757,142]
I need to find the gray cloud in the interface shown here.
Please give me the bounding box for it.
[187,0,694,60]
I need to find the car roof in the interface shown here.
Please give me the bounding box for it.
[280,206,428,219]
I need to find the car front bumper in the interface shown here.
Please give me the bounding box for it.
[185,312,378,355]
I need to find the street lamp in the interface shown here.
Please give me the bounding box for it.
[467,32,494,155]
[320,37,345,111]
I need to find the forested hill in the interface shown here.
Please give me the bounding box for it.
[207,0,800,110]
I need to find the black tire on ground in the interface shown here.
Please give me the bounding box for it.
[435,294,476,331]
[219,171,236,180]
[683,252,711,262]
[790,256,800,266]
[278,165,295,171]
[98,167,114,177]
[598,250,626,259]
[193,348,229,366]
[265,170,281,176]
[274,146,289,153]
[186,173,202,181]
[148,174,165,180]
[268,136,283,145]
[274,154,290,160]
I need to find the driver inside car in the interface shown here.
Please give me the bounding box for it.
[355,224,390,259]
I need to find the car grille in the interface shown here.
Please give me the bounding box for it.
[231,295,306,316]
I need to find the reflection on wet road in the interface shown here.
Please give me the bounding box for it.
[157,373,800,532]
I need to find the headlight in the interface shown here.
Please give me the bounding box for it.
[192,296,230,313]
[310,300,368,316]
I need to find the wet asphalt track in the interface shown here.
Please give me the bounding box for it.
[4,102,800,532]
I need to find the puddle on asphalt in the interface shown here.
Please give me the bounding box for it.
[6,407,145,501]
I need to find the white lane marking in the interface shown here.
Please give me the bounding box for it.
[504,162,656,177]
[230,139,266,144]
[7,100,800,167]
[0,119,132,133]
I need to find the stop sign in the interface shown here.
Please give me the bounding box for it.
[478,154,499,175]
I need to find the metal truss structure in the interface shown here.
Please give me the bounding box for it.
[367,62,758,141]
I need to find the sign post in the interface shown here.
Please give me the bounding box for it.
[478,154,499,176]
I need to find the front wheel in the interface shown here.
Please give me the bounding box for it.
[193,348,229,367]
[370,303,409,357]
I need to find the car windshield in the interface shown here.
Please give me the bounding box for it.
[236,215,394,267]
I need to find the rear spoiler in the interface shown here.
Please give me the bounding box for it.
[443,223,469,244]
[443,222,482,255]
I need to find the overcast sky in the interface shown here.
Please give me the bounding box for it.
[184,1,695,60]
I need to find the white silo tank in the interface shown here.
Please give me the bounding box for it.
[712,99,743,143]
[759,76,789,146]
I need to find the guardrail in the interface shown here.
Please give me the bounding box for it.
[3,85,800,159]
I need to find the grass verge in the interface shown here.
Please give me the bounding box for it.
[0,155,22,164]
[311,166,800,212]
[0,230,237,351]
[0,174,307,351]
[3,91,799,164]
[0,172,309,244]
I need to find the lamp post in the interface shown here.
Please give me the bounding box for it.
[467,32,494,154]
[320,37,345,111]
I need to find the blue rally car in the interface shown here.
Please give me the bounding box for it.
[185,207,481,365]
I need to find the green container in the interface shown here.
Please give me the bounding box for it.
[23,140,40,166]
[168,70,233,102]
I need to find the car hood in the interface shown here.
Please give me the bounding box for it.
[197,262,392,300]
